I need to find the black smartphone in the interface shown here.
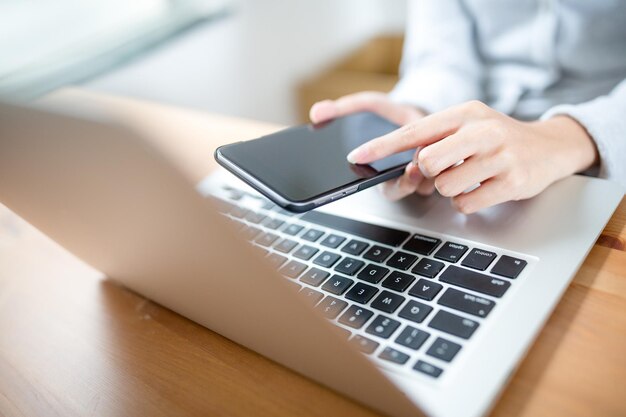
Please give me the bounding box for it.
[214,112,414,212]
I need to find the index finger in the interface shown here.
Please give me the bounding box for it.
[310,92,419,125]
[346,103,472,164]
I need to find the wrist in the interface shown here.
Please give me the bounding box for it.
[533,116,599,178]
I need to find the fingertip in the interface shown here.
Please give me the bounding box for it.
[406,162,423,182]
[379,180,402,201]
[310,100,336,123]
[347,147,367,164]
[451,197,476,214]
[416,179,435,196]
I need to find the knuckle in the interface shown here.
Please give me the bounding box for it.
[398,123,418,143]
[497,148,517,166]
[487,118,508,137]
[505,169,528,191]
[462,100,489,116]
[355,91,387,106]
[358,90,384,99]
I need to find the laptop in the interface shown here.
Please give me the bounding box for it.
[0,101,622,417]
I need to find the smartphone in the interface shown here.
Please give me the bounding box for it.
[215,112,414,212]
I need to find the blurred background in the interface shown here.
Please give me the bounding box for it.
[1,0,407,124]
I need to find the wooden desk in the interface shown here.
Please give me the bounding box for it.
[1,89,625,417]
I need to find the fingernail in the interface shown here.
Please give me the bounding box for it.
[347,147,366,164]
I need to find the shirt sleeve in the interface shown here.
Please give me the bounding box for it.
[389,0,483,113]
[541,79,626,190]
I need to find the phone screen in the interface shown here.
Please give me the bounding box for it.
[218,112,414,203]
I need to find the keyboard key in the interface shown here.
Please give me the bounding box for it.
[211,197,235,214]
[371,290,406,314]
[365,315,401,339]
[382,271,416,292]
[320,234,346,249]
[438,288,495,318]
[261,199,275,210]
[440,265,510,298]
[357,264,390,284]
[428,310,479,339]
[282,223,304,236]
[386,251,418,270]
[338,305,374,329]
[411,258,445,278]
[350,335,379,354]
[266,253,287,268]
[263,217,285,230]
[426,337,462,362]
[313,251,342,268]
[363,245,393,262]
[300,267,330,287]
[302,228,325,242]
[413,360,443,378]
[315,296,348,319]
[408,279,443,301]
[245,211,267,224]
[298,288,324,305]
[279,260,308,279]
[334,257,365,276]
[229,206,250,219]
[345,282,379,304]
[491,255,527,278]
[379,347,410,365]
[434,242,469,263]
[395,326,430,350]
[398,300,433,323]
[223,187,244,200]
[301,211,410,246]
[461,248,497,271]
[293,245,319,261]
[403,234,441,255]
[274,238,298,253]
[321,275,354,295]
[254,232,279,247]
[341,239,369,255]
[241,226,262,241]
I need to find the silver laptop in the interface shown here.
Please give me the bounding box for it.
[0,102,622,417]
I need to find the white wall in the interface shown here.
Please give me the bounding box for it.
[85,0,407,124]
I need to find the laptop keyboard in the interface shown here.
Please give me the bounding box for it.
[208,185,531,381]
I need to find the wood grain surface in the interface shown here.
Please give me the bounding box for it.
[0,89,624,417]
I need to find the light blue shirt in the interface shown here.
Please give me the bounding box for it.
[390,0,626,188]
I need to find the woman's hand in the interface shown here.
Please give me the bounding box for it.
[346,100,599,214]
[310,91,435,200]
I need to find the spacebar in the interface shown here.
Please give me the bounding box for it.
[301,211,410,247]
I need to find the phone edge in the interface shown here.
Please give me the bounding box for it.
[214,145,406,213]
